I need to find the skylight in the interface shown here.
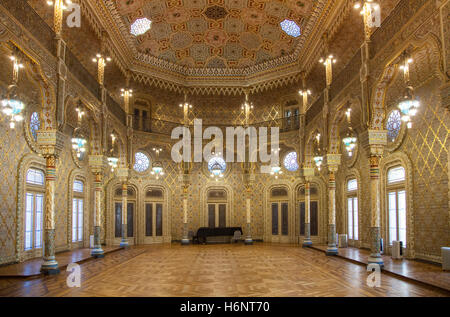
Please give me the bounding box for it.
[130,18,152,36]
[280,19,301,38]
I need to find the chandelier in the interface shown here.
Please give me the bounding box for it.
[151,148,165,179]
[71,101,87,159]
[342,108,358,157]
[354,1,381,28]
[210,161,225,179]
[270,165,283,179]
[2,51,25,129]
[398,52,419,129]
[46,0,72,9]
[313,133,324,171]
[108,133,118,172]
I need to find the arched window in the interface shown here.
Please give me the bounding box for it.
[386,110,402,142]
[72,180,84,243]
[347,179,358,241]
[133,152,150,172]
[284,152,299,172]
[25,168,44,252]
[30,112,40,141]
[387,166,407,247]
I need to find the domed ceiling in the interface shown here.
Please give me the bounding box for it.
[113,0,313,69]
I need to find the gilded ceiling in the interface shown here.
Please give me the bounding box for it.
[113,0,314,69]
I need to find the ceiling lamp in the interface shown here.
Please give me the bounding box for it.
[151,148,164,179]
[398,51,419,129]
[131,18,152,36]
[270,165,283,179]
[280,19,301,38]
[2,50,25,129]
[354,0,381,28]
[71,135,87,158]
[313,133,324,171]
[47,0,72,10]
[342,108,357,157]
[210,161,225,179]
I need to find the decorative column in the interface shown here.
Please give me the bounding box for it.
[364,130,387,267]
[302,167,315,247]
[326,154,341,256]
[244,174,254,245]
[117,167,129,248]
[89,155,107,258]
[37,131,64,275]
[181,182,190,246]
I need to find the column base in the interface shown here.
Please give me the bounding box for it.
[120,240,129,248]
[245,238,253,245]
[41,257,60,275]
[368,255,384,268]
[326,246,338,256]
[302,239,312,247]
[91,248,105,258]
[181,239,190,246]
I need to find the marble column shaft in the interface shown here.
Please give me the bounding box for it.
[368,155,384,267]
[303,182,312,246]
[326,172,338,255]
[91,173,104,257]
[120,182,129,247]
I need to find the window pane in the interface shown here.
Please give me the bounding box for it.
[388,192,397,244]
[353,198,358,241]
[115,203,122,238]
[78,199,83,242]
[73,180,84,193]
[156,204,163,236]
[347,198,353,240]
[208,205,215,228]
[388,166,405,184]
[281,203,288,236]
[145,204,153,237]
[299,202,305,235]
[218,204,226,228]
[310,202,318,236]
[35,194,43,248]
[127,203,134,237]
[347,179,357,191]
[398,191,407,247]
[72,199,77,242]
[25,193,33,250]
[26,169,44,185]
[272,203,278,235]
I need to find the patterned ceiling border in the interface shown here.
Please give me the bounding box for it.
[77,0,351,94]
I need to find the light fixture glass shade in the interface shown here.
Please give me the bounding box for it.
[343,135,357,157]
[313,155,323,170]
[71,137,87,158]
[210,162,224,177]
[151,161,164,177]
[108,157,118,171]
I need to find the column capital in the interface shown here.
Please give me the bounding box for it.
[88,155,108,174]
[37,130,65,158]
[326,154,341,172]
[116,167,129,182]
[360,129,387,156]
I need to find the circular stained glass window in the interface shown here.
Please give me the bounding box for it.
[284,152,299,172]
[133,152,150,172]
[30,112,40,141]
[208,156,227,174]
[386,110,402,142]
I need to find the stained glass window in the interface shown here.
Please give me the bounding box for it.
[386,110,402,142]
[208,157,226,173]
[280,19,301,38]
[131,18,152,36]
[30,112,40,140]
[283,152,299,172]
[133,152,150,172]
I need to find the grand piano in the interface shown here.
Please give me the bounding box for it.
[195,227,243,244]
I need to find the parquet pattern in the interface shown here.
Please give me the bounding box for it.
[0,244,448,297]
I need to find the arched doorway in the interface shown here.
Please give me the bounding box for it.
[206,189,228,228]
[143,187,166,244]
[113,186,137,245]
[269,187,290,243]
[298,185,319,242]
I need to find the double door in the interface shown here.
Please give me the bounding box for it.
[271,202,289,243]
[208,203,226,228]
[114,202,135,245]
[144,202,164,243]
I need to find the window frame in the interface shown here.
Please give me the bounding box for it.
[346,178,358,242]
[386,166,407,248]
[72,179,85,244]
[24,168,45,255]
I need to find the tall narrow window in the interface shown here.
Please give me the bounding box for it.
[387,166,407,247]
[72,180,84,243]
[347,179,358,241]
[25,169,45,251]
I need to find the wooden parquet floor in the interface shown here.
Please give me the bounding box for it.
[0,243,448,297]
